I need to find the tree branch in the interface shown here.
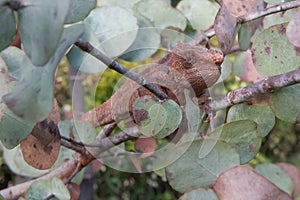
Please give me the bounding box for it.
[75,39,169,101]
[208,68,300,111]
[193,1,300,44]
[238,1,300,23]
[0,124,139,199]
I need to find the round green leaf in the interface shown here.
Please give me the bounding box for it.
[85,6,138,57]
[51,177,71,200]
[140,103,167,137]
[263,9,295,29]
[25,180,52,200]
[97,0,141,9]
[19,0,70,66]
[3,24,84,123]
[166,140,240,193]
[0,5,16,51]
[264,0,281,3]
[119,18,161,62]
[66,0,96,24]
[238,23,251,51]
[3,146,49,177]
[67,24,107,73]
[203,120,262,164]
[177,0,218,31]
[155,100,182,138]
[1,46,29,80]
[0,57,9,118]
[255,163,294,196]
[270,84,300,123]
[251,23,300,76]
[216,56,233,83]
[135,99,182,139]
[0,110,34,149]
[179,188,218,200]
[134,0,187,30]
[73,121,97,145]
[227,103,275,137]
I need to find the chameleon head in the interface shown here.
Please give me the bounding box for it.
[170,42,223,96]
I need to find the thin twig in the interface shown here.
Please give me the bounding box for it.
[195,1,300,44]
[238,1,300,23]
[209,68,300,111]
[75,39,169,101]
[0,127,138,199]
[61,140,85,154]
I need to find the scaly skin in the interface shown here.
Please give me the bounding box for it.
[81,42,223,127]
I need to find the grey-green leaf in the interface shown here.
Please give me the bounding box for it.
[51,177,71,199]
[73,121,97,145]
[155,100,182,138]
[1,47,29,80]
[119,16,161,62]
[238,23,251,51]
[166,140,240,193]
[66,0,96,24]
[98,0,141,9]
[179,188,218,200]
[270,84,300,123]
[85,6,138,57]
[134,0,187,30]
[3,24,84,123]
[67,24,107,73]
[251,23,300,76]
[3,146,49,177]
[18,0,70,66]
[0,110,34,149]
[140,103,167,137]
[227,103,275,137]
[255,163,294,196]
[177,0,218,31]
[0,5,16,51]
[25,177,70,200]
[203,120,262,164]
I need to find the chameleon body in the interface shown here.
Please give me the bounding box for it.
[81,42,223,127]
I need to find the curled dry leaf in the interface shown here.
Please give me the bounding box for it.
[20,99,61,170]
[214,5,238,54]
[213,165,292,200]
[215,0,264,53]
[277,162,300,198]
[287,9,300,48]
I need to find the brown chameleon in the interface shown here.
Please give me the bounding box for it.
[81,42,223,127]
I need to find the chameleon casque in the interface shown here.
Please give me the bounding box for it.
[81,42,223,128]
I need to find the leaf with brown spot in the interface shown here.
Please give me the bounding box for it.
[20,133,60,170]
[214,165,292,200]
[223,0,264,17]
[214,5,238,54]
[20,98,61,170]
[287,9,300,48]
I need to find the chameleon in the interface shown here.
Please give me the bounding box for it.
[81,42,223,128]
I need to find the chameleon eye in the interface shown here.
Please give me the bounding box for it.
[186,56,193,64]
